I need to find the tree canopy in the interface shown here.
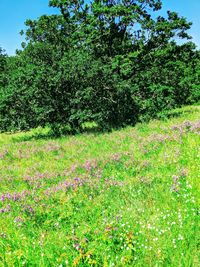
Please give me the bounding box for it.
[0,0,199,134]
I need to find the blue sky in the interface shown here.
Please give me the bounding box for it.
[0,0,200,55]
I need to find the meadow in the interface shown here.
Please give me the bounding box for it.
[0,105,199,267]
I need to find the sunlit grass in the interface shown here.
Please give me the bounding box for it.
[0,105,199,266]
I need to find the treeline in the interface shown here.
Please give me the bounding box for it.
[0,0,200,135]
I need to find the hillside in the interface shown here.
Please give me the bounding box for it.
[0,105,199,266]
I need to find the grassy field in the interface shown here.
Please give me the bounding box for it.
[0,105,199,267]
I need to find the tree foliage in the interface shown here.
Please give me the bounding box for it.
[0,47,8,88]
[0,0,199,134]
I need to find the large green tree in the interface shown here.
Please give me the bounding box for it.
[0,0,199,134]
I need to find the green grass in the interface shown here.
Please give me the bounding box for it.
[0,105,199,266]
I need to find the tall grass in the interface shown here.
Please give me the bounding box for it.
[0,105,199,266]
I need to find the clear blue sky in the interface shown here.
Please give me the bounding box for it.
[0,0,199,55]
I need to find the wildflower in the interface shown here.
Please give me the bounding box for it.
[178,234,184,240]
[73,243,80,250]
[112,154,120,161]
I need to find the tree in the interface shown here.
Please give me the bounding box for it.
[0,0,199,134]
[0,47,7,88]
